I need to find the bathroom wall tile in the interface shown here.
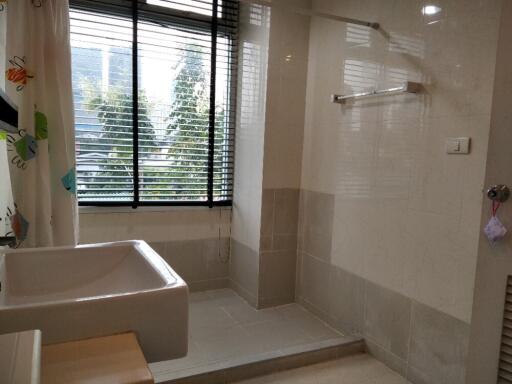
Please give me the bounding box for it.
[300,0,501,325]
[257,188,300,307]
[79,208,231,244]
[364,339,407,377]
[364,281,412,360]
[164,240,208,284]
[147,239,230,292]
[243,2,306,303]
[148,241,166,257]
[328,266,365,336]
[152,238,229,287]
[300,190,334,263]
[260,189,275,238]
[260,236,273,252]
[262,122,306,190]
[301,254,331,315]
[230,0,269,253]
[273,189,300,235]
[407,301,470,384]
[230,239,260,306]
[298,0,501,379]
[259,250,297,306]
[272,234,297,251]
[230,281,258,309]
[299,296,329,326]
[205,238,230,280]
[261,2,309,191]
[301,190,334,235]
[303,229,332,262]
[295,251,304,301]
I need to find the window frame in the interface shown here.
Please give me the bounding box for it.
[70,0,238,208]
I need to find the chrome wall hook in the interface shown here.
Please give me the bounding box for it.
[487,185,510,203]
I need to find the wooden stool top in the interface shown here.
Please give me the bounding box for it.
[42,332,154,384]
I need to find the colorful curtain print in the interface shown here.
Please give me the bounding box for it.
[2,0,78,247]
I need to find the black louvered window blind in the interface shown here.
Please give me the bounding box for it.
[70,0,238,207]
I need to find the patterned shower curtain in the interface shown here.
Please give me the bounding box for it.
[2,0,78,247]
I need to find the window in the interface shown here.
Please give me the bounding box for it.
[70,0,238,207]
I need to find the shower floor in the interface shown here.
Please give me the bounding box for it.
[149,288,357,383]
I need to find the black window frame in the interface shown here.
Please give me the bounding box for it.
[70,0,238,208]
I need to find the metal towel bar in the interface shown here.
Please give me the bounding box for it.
[331,81,423,105]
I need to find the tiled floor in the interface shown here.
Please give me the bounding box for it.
[235,353,410,384]
[149,288,345,382]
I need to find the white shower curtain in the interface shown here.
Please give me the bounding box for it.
[2,0,78,247]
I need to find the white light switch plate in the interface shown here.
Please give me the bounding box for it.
[446,137,470,154]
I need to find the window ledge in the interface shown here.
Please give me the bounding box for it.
[79,205,231,214]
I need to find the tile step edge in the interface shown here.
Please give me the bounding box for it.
[157,336,364,384]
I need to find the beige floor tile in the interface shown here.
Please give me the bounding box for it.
[240,365,320,384]
[151,288,350,381]
[236,354,408,384]
[189,302,238,331]
[243,319,314,351]
[206,288,242,305]
[149,340,208,375]
[194,324,271,362]
[189,291,211,303]
[315,354,396,382]
[275,304,342,341]
[366,369,410,384]
[222,299,282,325]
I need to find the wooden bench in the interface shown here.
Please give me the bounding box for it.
[41,332,154,384]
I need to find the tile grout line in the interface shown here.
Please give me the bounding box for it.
[404,299,414,381]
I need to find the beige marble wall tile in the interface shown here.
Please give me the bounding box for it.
[408,302,469,384]
[273,189,300,235]
[148,238,230,292]
[79,207,231,244]
[364,281,412,360]
[297,0,503,380]
[297,257,471,384]
[328,267,365,336]
[230,1,271,251]
[230,238,260,307]
[300,190,334,263]
[258,188,301,307]
[261,1,310,190]
[260,189,275,238]
[233,0,311,307]
[300,254,331,315]
[300,0,501,325]
[259,250,297,307]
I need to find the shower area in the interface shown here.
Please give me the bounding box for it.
[78,0,503,383]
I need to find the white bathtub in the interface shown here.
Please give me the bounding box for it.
[0,240,188,362]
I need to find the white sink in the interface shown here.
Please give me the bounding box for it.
[0,240,188,362]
